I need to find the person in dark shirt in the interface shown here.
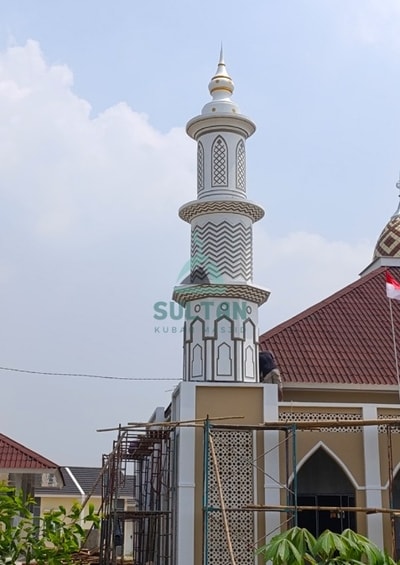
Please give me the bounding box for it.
[259,350,283,400]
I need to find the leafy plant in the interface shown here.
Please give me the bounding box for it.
[256,526,399,564]
[0,483,100,565]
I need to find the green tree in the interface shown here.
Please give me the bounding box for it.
[0,483,100,565]
[256,526,399,565]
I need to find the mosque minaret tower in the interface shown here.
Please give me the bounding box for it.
[173,50,269,382]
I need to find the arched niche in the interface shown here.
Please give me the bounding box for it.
[292,446,356,536]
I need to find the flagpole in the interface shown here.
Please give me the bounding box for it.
[388,297,400,401]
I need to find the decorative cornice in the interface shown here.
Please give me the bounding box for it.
[173,283,270,306]
[179,199,264,223]
[186,114,256,140]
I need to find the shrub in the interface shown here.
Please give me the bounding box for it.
[0,483,100,565]
[256,526,399,564]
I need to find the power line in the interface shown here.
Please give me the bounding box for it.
[0,365,181,382]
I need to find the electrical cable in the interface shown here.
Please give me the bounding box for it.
[0,365,181,381]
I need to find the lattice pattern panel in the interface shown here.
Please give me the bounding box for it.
[378,414,400,434]
[212,136,228,186]
[236,140,246,191]
[197,141,204,193]
[279,411,362,432]
[207,430,255,565]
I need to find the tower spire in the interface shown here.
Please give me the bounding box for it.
[203,51,237,115]
[173,52,270,383]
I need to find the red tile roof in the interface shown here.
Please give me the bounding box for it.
[0,433,60,470]
[259,267,400,386]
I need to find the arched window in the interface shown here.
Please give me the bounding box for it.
[236,139,246,191]
[212,136,228,186]
[197,141,204,193]
[293,447,356,536]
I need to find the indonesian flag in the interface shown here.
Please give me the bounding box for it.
[386,271,400,300]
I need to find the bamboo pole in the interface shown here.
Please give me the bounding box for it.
[209,434,237,565]
[244,504,400,515]
[210,418,400,431]
[97,415,244,432]
[387,425,396,556]
[98,416,400,433]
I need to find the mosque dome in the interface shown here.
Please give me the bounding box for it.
[373,178,400,259]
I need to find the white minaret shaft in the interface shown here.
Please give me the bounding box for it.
[173,53,269,382]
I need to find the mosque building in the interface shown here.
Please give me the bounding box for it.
[100,54,400,565]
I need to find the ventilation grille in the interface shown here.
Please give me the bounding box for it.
[279,411,362,433]
[378,414,400,434]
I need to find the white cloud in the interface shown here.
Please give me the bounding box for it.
[0,40,194,242]
[0,40,194,463]
[255,229,373,331]
[0,40,376,464]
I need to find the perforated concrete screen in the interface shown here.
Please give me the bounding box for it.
[206,429,255,565]
[279,411,362,432]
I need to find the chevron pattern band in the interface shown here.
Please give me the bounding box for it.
[179,199,264,223]
[173,283,270,306]
[191,221,252,282]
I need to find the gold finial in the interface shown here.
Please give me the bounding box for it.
[208,46,234,98]
[393,173,400,217]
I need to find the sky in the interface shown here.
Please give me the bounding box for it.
[0,0,399,465]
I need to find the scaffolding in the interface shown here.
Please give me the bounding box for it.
[98,416,400,564]
[99,424,175,565]
[202,417,400,564]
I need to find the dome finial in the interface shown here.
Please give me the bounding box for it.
[201,48,240,115]
[208,46,234,99]
[393,173,400,217]
[373,173,400,258]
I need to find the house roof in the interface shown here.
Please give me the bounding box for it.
[36,466,135,498]
[0,433,61,471]
[259,266,400,386]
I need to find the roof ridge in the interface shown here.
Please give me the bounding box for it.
[68,465,101,471]
[260,266,386,341]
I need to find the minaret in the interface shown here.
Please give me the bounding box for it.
[173,51,269,382]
